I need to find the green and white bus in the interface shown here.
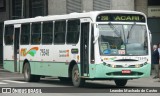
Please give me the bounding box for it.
[3,10,151,87]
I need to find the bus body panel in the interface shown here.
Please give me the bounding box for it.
[88,63,151,79]
[19,42,81,77]
[3,60,15,72]
[3,45,15,72]
[20,61,69,77]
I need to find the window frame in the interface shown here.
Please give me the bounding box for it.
[29,0,48,17]
[0,0,6,12]
[12,0,22,19]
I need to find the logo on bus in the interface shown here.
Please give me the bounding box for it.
[59,50,70,57]
[21,47,39,57]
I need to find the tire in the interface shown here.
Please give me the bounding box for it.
[72,64,85,87]
[23,62,40,82]
[114,79,128,87]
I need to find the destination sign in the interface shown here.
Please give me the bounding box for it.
[96,14,146,22]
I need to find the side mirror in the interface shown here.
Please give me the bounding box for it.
[93,28,99,44]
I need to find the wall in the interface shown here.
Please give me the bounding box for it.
[82,0,93,12]
[48,0,136,15]
[48,0,67,15]
[135,0,148,15]
[111,0,134,10]
[148,18,160,44]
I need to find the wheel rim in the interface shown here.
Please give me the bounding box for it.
[73,70,79,82]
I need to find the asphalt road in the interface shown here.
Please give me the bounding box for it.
[0,68,160,96]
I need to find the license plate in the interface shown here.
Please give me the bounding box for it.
[122,70,131,74]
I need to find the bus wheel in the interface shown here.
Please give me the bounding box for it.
[23,62,40,82]
[72,64,85,87]
[114,79,128,87]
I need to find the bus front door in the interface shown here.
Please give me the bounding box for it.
[14,27,20,72]
[80,22,90,76]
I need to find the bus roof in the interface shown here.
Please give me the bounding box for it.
[4,10,146,25]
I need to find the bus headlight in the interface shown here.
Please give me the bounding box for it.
[135,63,144,68]
[135,64,140,68]
[106,64,115,68]
[111,64,116,68]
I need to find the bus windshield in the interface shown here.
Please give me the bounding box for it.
[98,24,148,56]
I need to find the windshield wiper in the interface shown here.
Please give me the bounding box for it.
[126,22,136,43]
[108,22,121,37]
[109,22,125,45]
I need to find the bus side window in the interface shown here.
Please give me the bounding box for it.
[42,21,53,44]
[54,21,66,44]
[67,19,80,44]
[4,25,14,45]
[31,22,41,45]
[21,23,30,45]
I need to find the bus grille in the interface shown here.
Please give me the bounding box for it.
[108,64,144,68]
